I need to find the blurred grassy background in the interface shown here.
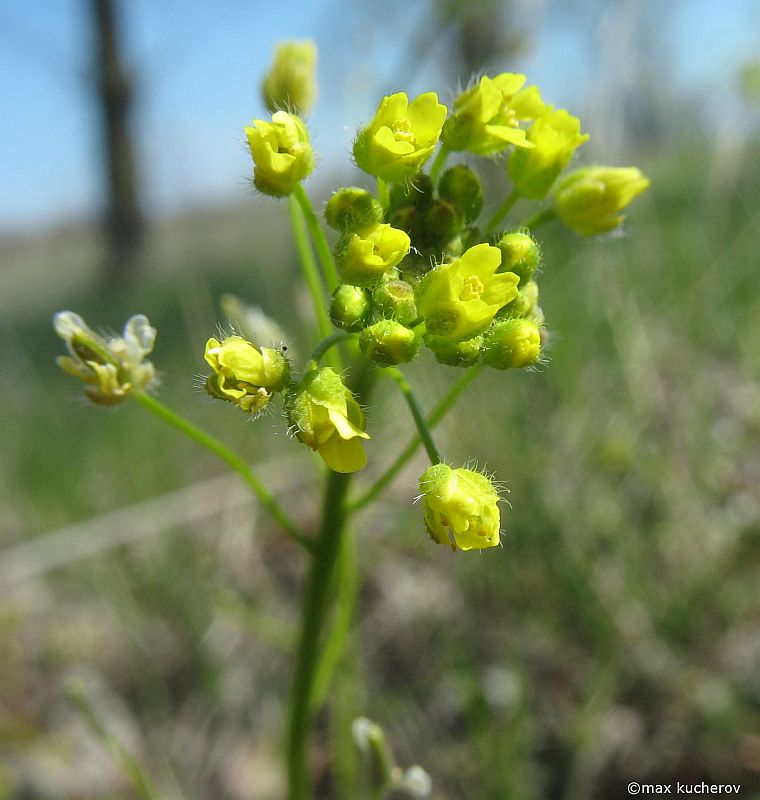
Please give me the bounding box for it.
[2,2,760,799]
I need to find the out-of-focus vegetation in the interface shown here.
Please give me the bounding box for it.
[3,2,760,792]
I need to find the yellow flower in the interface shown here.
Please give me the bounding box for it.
[442,73,548,155]
[554,166,650,236]
[508,109,589,199]
[415,243,519,341]
[245,111,314,196]
[204,336,290,413]
[354,92,448,182]
[419,464,501,550]
[286,368,370,473]
[261,39,317,115]
[336,223,411,286]
[53,311,156,405]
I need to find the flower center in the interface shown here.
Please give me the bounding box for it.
[392,119,416,145]
[460,275,485,301]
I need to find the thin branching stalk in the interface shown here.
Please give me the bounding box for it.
[132,392,311,551]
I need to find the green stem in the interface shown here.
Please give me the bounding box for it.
[485,188,519,235]
[131,392,311,551]
[349,364,482,512]
[306,331,352,371]
[428,144,449,183]
[67,681,161,800]
[289,195,339,370]
[293,184,340,293]
[310,525,357,712]
[519,207,557,231]
[286,470,353,800]
[384,367,442,464]
[376,177,390,210]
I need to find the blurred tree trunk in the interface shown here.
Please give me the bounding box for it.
[91,0,144,284]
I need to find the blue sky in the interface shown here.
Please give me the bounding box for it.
[1,0,758,231]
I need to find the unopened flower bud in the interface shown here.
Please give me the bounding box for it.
[204,335,290,413]
[325,188,384,231]
[494,230,540,284]
[261,39,317,115]
[483,318,541,369]
[438,165,484,223]
[419,464,501,550]
[286,367,370,472]
[359,319,419,366]
[498,280,539,319]
[372,280,417,324]
[336,223,410,286]
[508,109,589,200]
[354,92,448,182]
[54,311,156,405]
[426,334,482,367]
[245,111,314,197]
[424,200,463,240]
[330,284,371,331]
[389,173,434,211]
[554,165,650,235]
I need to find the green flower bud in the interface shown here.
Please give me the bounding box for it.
[498,280,539,319]
[372,280,417,324]
[438,165,484,223]
[204,335,290,413]
[508,109,589,200]
[325,188,384,231]
[424,199,463,240]
[330,284,371,331]
[415,243,519,342]
[286,367,370,473]
[426,334,482,367]
[388,172,434,211]
[245,111,314,197]
[554,165,650,236]
[494,230,540,284]
[54,311,156,406]
[336,223,411,287]
[359,319,420,366]
[419,463,501,550]
[442,73,547,155]
[261,39,317,116]
[483,318,542,369]
[354,92,448,182]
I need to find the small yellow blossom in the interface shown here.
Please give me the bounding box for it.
[286,368,370,473]
[419,464,501,550]
[336,223,411,286]
[508,109,589,199]
[442,73,548,155]
[204,336,290,413]
[554,165,650,235]
[245,111,314,196]
[415,243,519,341]
[354,92,448,182]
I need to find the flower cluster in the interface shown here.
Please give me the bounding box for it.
[55,43,650,554]
[54,312,156,405]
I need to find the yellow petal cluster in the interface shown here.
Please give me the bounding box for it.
[286,368,370,473]
[442,73,547,155]
[354,92,447,182]
[245,111,314,196]
[419,464,501,550]
[415,243,519,341]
